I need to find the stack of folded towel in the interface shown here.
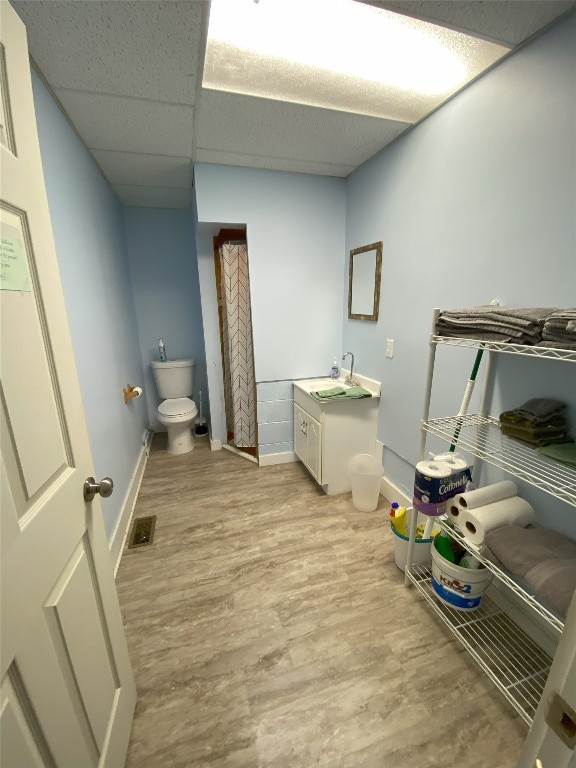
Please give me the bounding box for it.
[435,306,556,343]
[499,398,571,446]
[538,308,576,350]
[311,385,372,401]
[482,524,576,619]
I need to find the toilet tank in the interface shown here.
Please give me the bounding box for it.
[151,359,195,399]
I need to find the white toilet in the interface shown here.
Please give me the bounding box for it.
[151,359,198,454]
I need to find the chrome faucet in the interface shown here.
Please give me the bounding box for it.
[342,352,357,386]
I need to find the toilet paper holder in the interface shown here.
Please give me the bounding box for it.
[123,384,142,404]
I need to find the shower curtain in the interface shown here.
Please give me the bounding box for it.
[219,242,257,449]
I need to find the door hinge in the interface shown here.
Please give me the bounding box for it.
[545,691,576,749]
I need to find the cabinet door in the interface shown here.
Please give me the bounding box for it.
[293,404,322,483]
[306,413,322,483]
[293,404,308,464]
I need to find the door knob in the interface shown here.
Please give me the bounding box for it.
[83,476,114,502]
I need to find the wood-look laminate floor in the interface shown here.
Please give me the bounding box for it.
[116,435,527,768]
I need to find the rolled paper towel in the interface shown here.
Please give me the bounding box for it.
[459,497,536,547]
[454,480,518,510]
[447,501,464,526]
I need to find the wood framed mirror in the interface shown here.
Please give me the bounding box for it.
[348,241,382,321]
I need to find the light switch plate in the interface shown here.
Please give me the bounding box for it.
[386,339,394,358]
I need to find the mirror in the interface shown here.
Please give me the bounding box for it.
[348,241,382,321]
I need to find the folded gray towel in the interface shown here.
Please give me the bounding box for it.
[544,319,576,330]
[543,327,576,340]
[515,398,566,421]
[537,340,576,350]
[438,306,556,326]
[437,329,541,343]
[524,559,576,619]
[484,524,576,580]
[546,308,576,319]
[541,309,576,348]
[479,543,506,570]
[436,307,556,344]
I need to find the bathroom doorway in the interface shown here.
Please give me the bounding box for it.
[213,229,258,460]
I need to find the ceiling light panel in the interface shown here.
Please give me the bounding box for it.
[203,0,510,122]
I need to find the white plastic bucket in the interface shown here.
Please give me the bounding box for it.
[390,523,438,571]
[431,538,492,611]
[349,454,382,512]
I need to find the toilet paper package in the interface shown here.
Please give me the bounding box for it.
[413,459,472,517]
[459,497,536,547]
[433,452,469,473]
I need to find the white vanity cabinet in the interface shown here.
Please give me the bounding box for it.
[294,404,322,483]
[293,377,380,495]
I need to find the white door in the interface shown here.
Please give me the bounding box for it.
[519,589,576,768]
[0,4,136,767]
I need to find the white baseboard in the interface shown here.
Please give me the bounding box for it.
[381,473,411,506]
[110,430,153,576]
[258,451,297,467]
[222,443,258,464]
[210,437,222,451]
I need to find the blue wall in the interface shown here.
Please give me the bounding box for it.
[31,10,575,538]
[194,165,346,455]
[194,165,346,382]
[124,208,208,429]
[344,14,576,534]
[32,71,148,543]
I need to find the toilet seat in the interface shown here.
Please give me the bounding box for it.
[158,397,196,418]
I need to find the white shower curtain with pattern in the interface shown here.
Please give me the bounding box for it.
[220,243,257,449]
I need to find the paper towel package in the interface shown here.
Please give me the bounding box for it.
[413,459,472,517]
[454,480,518,510]
[459,497,536,547]
[449,480,519,526]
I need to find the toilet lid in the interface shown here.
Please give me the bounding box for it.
[158,398,196,417]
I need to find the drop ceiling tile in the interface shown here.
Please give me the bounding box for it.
[55,90,194,157]
[195,90,410,170]
[112,184,191,209]
[366,0,576,46]
[91,150,192,189]
[12,0,205,104]
[195,148,355,177]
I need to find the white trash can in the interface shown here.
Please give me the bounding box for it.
[349,454,382,512]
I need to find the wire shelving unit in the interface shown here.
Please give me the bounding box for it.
[404,309,574,726]
[406,565,553,725]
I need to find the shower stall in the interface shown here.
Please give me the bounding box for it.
[213,229,258,459]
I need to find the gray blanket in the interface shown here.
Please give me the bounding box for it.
[483,524,576,619]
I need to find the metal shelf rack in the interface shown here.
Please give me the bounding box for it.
[423,414,576,507]
[433,335,576,363]
[406,565,553,725]
[437,517,564,633]
[404,308,574,726]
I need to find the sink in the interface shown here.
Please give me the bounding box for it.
[294,378,350,394]
[294,374,381,399]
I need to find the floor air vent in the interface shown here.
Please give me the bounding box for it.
[128,515,156,549]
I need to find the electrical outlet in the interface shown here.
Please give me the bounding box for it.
[386,339,394,358]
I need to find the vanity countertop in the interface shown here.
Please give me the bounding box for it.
[293,372,381,400]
